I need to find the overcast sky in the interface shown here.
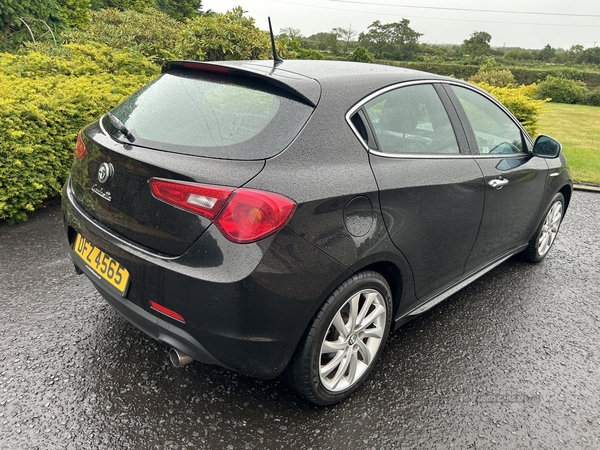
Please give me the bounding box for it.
[202,0,600,50]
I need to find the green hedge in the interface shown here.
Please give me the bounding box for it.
[376,60,600,89]
[381,61,481,80]
[583,88,600,107]
[508,66,600,89]
[0,43,158,223]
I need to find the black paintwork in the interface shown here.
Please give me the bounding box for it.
[71,122,265,256]
[62,59,573,379]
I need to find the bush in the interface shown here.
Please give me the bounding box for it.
[296,48,324,60]
[536,75,588,104]
[9,42,158,77]
[469,69,515,87]
[473,82,547,136]
[64,8,183,64]
[0,43,157,223]
[175,7,272,61]
[66,7,299,64]
[276,37,323,60]
[348,46,374,63]
[582,88,600,106]
[468,58,515,87]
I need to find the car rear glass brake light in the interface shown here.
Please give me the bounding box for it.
[149,178,296,244]
[75,130,86,159]
[149,178,233,220]
[181,62,230,74]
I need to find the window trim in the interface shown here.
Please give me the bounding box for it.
[347,80,471,159]
[346,79,535,160]
[440,82,534,159]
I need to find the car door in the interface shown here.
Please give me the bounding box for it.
[445,84,549,272]
[359,82,485,304]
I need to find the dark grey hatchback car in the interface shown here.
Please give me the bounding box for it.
[62,59,572,405]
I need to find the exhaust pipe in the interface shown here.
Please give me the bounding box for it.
[169,348,193,368]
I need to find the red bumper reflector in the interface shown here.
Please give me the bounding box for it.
[150,300,186,323]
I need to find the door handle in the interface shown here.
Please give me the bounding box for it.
[488,178,509,189]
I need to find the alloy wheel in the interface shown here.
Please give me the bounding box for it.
[319,288,387,392]
[537,201,563,257]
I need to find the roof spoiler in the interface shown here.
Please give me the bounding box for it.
[162,60,319,107]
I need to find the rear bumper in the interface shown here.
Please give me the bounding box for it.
[68,249,226,367]
[62,179,349,379]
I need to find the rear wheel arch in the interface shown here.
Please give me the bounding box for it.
[282,259,405,375]
[528,184,571,243]
[293,259,405,349]
[356,261,403,318]
[522,191,565,262]
[559,184,572,212]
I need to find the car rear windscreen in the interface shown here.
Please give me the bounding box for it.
[103,70,314,160]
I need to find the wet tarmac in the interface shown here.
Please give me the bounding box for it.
[1,192,599,449]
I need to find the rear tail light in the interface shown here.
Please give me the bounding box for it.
[215,188,297,243]
[75,130,86,159]
[149,178,296,244]
[149,178,232,219]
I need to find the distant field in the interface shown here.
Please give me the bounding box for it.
[537,103,600,185]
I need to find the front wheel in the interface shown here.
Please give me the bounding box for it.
[522,193,565,263]
[284,271,392,405]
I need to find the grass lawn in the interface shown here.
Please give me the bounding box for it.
[537,103,600,185]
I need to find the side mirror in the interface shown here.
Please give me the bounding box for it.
[533,135,562,159]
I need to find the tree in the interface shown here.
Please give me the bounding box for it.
[537,44,556,62]
[503,47,533,61]
[58,0,91,29]
[358,19,422,60]
[155,0,200,21]
[324,31,340,55]
[90,0,154,11]
[348,46,374,63]
[277,35,323,60]
[90,0,202,21]
[577,46,600,65]
[332,25,357,53]
[462,31,491,58]
[0,0,63,50]
[279,27,302,40]
[305,32,334,51]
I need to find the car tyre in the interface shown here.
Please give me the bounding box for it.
[522,193,565,263]
[284,270,392,405]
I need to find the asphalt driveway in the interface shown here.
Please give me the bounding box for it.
[1,191,599,449]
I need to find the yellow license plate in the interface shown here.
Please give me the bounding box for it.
[74,233,130,295]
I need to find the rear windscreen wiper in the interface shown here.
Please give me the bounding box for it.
[107,112,135,142]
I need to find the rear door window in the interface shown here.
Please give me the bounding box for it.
[103,70,314,160]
